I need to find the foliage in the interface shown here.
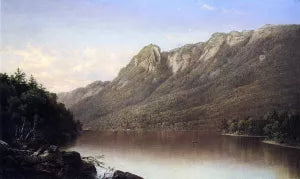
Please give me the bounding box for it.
[0,69,81,148]
[263,111,300,144]
[220,110,300,144]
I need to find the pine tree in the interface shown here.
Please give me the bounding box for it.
[28,75,38,88]
[14,68,26,83]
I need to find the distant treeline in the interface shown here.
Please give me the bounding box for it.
[0,69,81,148]
[220,111,300,145]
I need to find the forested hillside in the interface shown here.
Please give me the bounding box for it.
[59,25,300,131]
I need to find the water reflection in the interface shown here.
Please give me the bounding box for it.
[70,131,300,179]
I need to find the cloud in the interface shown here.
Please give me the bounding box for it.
[201,4,216,11]
[221,8,245,15]
[195,1,243,14]
[0,45,136,92]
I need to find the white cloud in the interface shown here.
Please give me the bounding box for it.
[196,1,243,14]
[0,45,136,92]
[201,4,216,11]
[221,8,245,15]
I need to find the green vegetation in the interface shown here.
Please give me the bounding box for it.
[220,111,300,145]
[0,69,81,148]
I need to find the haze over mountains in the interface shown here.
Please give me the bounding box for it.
[58,24,300,131]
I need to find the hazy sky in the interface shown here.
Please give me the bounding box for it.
[1,0,300,92]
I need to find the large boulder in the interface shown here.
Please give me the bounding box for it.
[80,160,97,179]
[59,151,97,179]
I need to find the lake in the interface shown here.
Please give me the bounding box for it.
[70,131,300,179]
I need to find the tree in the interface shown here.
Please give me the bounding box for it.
[0,69,81,148]
[228,120,238,133]
[28,75,38,88]
[237,119,247,134]
[263,111,300,144]
[219,118,228,132]
[14,68,26,83]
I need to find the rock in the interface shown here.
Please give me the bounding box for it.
[59,151,98,179]
[80,160,97,179]
[49,145,59,153]
[33,145,48,156]
[62,151,82,166]
[39,150,50,158]
[1,143,97,179]
[112,170,143,179]
[0,140,9,146]
[133,44,162,72]
[0,140,9,153]
[59,151,83,178]
[199,32,226,62]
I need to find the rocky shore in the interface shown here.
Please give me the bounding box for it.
[0,140,143,179]
[0,140,96,178]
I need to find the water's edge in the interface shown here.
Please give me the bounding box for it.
[262,140,300,150]
[222,133,300,150]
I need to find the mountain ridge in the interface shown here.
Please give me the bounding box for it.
[58,24,300,131]
[57,80,110,108]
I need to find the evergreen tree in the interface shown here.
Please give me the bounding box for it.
[0,69,81,148]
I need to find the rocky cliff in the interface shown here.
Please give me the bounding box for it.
[58,24,300,131]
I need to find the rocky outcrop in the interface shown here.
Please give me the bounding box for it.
[59,24,300,131]
[133,44,163,72]
[0,140,97,179]
[0,140,144,179]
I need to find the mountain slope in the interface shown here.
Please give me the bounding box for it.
[58,80,110,108]
[59,24,300,131]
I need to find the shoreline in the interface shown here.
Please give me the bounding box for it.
[82,131,300,150]
[222,133,300,150]
[221,133,267,138]
[262,140,300,150]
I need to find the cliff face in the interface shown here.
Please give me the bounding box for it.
[59,25,300,131]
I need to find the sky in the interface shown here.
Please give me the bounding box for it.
[1,0,300,92]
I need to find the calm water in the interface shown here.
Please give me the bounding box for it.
[70,131,300,179]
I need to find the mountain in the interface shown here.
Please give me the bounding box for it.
[58,24,300,131]
[57,80,110,108]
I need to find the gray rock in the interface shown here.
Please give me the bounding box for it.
[48,145,59,153]
[33,145,48,156]
[0,140,9,153]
